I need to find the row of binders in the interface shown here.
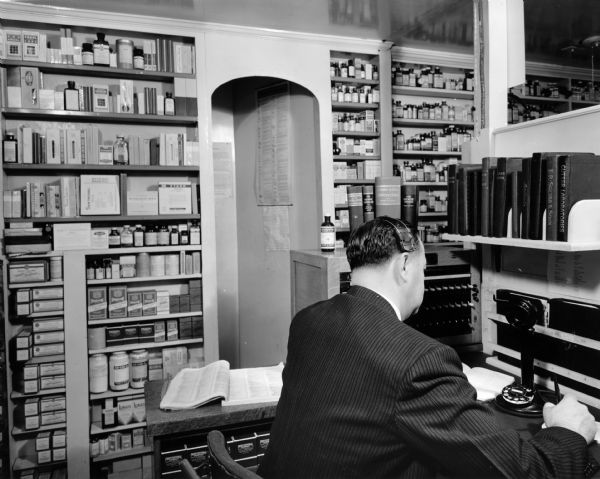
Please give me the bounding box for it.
[447,152,599,241]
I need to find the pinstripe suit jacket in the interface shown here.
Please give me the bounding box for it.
[258,286,591,478]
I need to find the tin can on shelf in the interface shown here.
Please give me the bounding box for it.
[129,349,148,388]
[116,39,134,69]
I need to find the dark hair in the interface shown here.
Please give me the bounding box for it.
[346,216,420,270]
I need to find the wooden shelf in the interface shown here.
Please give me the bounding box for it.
[331,101,379,111]
[13,423,66,438]
[330,76,378,86]
[332,131,379,138]
[510,93,568,104]
[91,446,153,463]
[86,245,202,255]
[333,179,375,185]
[0,59,194,81]
[1,108,197,125]
[8,280,63,289]
[89,387,146,401]
[334,204,348,209]
[89,337,203,354]
[333,155,380,162]
[13,457,66,471]
[88,310,202,326]
[17,311,64,319]
[23,354,65,365]
[442,233,600,251]
[392,85,474,100]
[418,212,447,217]
[392,118,474,128]
[404,181,448,187]
[90,421,146,436]
[11,388,66,400]
[3,164,199,173]
[393,150,462,158]
[87,273,201,285]
[6,214,200,224]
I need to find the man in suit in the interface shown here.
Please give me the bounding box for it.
[259,216,597,478]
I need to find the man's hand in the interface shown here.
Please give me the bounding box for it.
[543,394,597,444]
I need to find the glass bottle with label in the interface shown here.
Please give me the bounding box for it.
[120,225,133,247]
[109,351,130,391]
[170,225,180,245]
[320,216,335,252]
[2,134,17,163]
[64,81,80,111]
[180,226,190,245]
[93,32,110,66]
[158,225,170,246]
[109,228,121,248]
[133,224,144,247]
[190,220,201,245]
[164,92,175,116]
[82,43,94,66]
[144,225,158,246]
[113,136,129,165]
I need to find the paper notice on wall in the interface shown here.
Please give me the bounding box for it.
[547,250,600,302]
[255,83,292,206]
[262,206,290,251]
[213,142,234,199]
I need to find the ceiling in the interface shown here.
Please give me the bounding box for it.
[5,0,600,68]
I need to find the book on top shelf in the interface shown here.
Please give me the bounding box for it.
[492,158,522,238]
[374,176,401,219]
[400,184,417,228]
[347,185,364,231]
[159,360,283,410]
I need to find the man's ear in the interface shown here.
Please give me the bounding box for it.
[392,253,410,284]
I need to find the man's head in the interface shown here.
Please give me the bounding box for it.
[346,216,426,319]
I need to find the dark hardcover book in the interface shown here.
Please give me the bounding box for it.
[347,185,364,231]
[400,184,418,228]
[457,166,480,235]
[545,152,594,241]
[447,164,458,233]
[480,157,498,236]
[528,153,547,240]
[521,157,532,239]
[149,138,160,165]
[362,185,375,222]
[468,169,481,235]
[508,171,522,238]
[493,158,522,237]
[557,153,599,241]
[374,176,401,219]
[488,168,496,238]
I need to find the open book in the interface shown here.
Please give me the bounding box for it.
[462,363,514,402]
[159,360,284,410]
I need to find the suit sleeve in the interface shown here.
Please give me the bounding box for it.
[394,345,590,478]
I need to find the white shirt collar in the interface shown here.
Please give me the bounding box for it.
[377,292,402,322]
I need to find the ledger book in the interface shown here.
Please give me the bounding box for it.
[159,359,284,410]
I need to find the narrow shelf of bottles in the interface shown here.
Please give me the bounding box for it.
[331,75,378,86]
[87,273,201,285]
[89,311,202,327]
[392,118,474,128]
[331,101,379,111]
[332,131,379,138]
[333,179,375,185]
[393,150,462,158]
[333,155,380,162]
[3,164,199,173]
[1,108,197,125]
[392,85,474,100]
[88,337,203,355]
[0,59,195,81]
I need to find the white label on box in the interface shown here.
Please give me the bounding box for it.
[40,375,66,389]
[52,431,66,448]
[33,319,64,332]
[31,287,63,300]
[39,362,65,377]
[33,343,65,357]
[40,396,66,412]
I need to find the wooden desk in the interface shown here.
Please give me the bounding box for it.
[145,380,277,477]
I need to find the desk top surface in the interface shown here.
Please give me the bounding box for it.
[144,379,278,438]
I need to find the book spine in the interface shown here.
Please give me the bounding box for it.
[480,158,490,236]
[347,185,364,231]
[447,164,457,234]
[557,156,570,241]
[374,176,401,219]
[400,184,417,228]
[457,167,468,235]
[362,185,375,222]
[492,158,507,237]
[545,154,560,241]
[529,153,543,240]
[510,171,522,238]
[521,157,531,239]
[470,170,481,236]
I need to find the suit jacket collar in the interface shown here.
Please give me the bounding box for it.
[345,285,400,320]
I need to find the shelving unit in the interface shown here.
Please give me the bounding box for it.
[330,50,382,244]
[0,17,211,479]
[441,234,600,252]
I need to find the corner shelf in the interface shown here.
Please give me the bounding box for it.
[87,273,202,285]
[89,337,203,354]
[88,311,202,326]
[441,234,600,252]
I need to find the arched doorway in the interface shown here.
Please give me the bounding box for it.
[211,77,321,368]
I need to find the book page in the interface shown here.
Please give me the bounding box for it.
[160,360,230,410]
[223,363,284,406]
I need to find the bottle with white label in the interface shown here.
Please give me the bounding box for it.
[320,215,336,252]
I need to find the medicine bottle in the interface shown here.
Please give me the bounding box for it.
[320,216,335,252]
[144,225,158,246]
[109,351,130,391]
[164,92,175,116]
[180,226,190,245]
[89,353,108,394]
[158,225,170,246]
[129,349,148,389]
[170,225,180,245]
[190,220,201,245]
[109,228,121,248]
[133,224,144,247]
[93,32,110,66]
[82,43,94,66]
[64,81,80,111]
[120,225,133,247]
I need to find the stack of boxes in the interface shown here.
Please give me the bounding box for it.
[14,394,66,433]
[14,287,63,318]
